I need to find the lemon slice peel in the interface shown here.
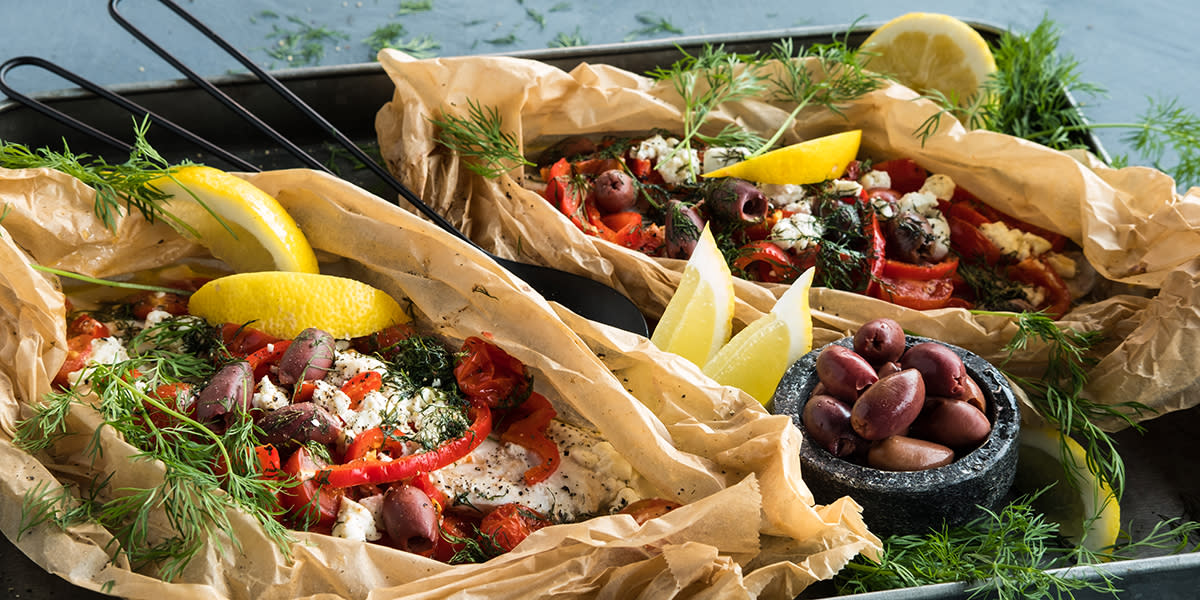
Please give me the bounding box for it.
[702,266,815,405]
[861,13,997,108]
[702,130,862,185]
[650,224,736,367]
[188,272,410,340]
[151,165,319,274]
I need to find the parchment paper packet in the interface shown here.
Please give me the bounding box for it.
[0,166,879,599]
[374,51,1200,431]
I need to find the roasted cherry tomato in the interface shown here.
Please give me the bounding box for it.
[871,159,928,194]
[129,291,189,320]
[455,337,531,409]
[869,274,956,310]
[351,323,417,359]
[618,498,683,525]
[340,370,383,409]
[1007,257,1072,320]
[479,503,552,553]
[279,446,344,529]
[433,512,482,564]
[67,314,110,338]
[220,323,282,357]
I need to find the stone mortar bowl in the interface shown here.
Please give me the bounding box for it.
[771,335,1020,537]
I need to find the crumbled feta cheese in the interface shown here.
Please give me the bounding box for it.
[860,169,891,190]
[332,497,381,542]
[143,309,174,328]
[701,146,749,173]
[896,191,939,215]
[252,375,289,411]
[770,213,824,251]
[761,183,808,209]
[825,178,862,198]
[919,173,956,200]
[1044,252,1077,279]
[326,349,387,387]
[631,134,698,185]
[1022,284,1047,307]
[978,221,1053,260]
[428,420,650,523]
[68,337,130,386]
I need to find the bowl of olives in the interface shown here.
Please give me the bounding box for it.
[771,318,1020,536]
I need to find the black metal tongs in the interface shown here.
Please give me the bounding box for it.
[0,0,649,336]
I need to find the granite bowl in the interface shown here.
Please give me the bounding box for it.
[771,335,1020,537]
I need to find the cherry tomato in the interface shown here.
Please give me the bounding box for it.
[869,274,956,310]
[53,334,97,389]
[139,381,194,430]
[255,444,282,480]
[433,512,482,564]
[350,323,417,359]
[454,337,531,409]
[244,339,292,382]
[220,323,282,357]
[128,291,189,320]
[340,370,383,409]
[626,157,652,179]
[871,159,928,194]
[479,503,552,553]
[1007,257,1072,320]
[618,498,683,524]
[863,187,901,205]
[67,314,110,338]
[600,211,642,232]
[279,446,344,529]
[731,241,803,283]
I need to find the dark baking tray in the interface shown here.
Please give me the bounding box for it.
[2,21,1182,600]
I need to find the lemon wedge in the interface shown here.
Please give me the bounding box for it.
[861,13,997,107]
[650,224,735,367]
[1013,424,1121,554]
[188,272,409,339]
[151,165,319,273]
[702,130,861,185]
[702,266,815,406]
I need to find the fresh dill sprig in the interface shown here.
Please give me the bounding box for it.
[264,16,349,67]
[396,0,433,15]
[835,496,1118,599]
[0,118,183,232]
[648,45,768,177]
[755,35,889,158]
[916,16,1200,189]
[997,312,1153,498]
[14,355,293,580]
[431,99,535,178]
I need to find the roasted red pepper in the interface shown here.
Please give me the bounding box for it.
[340,370,383,409]
[1007,257,1072,320]
[870,274,956,310]
[881,257,959,281]
[732,240,803,283]
[318,402,492,489]
[498,392,560,485]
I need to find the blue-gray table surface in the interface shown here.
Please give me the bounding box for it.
[1,0,1197,598]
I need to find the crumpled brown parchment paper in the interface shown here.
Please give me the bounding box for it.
[0,166,879,599]
[374,51,1200,431]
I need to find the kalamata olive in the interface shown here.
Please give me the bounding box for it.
[258,402,343,448]
[884,212,949,264]
[381,484,440,553]
[876,361,902,378]
[867,435,955,471]
[900,342,967,398]
[802,394,862,457]
[535,135,596,166]
[278,327,335,385]
[196,361,253,422]
[704,177,768,224]
[911,397,992,450]
[664,199,706,259]
[592,169,637,214]
[850,368,925,440]
[955,374,987,413]
[853,318,906,364]
[815,345,878,403]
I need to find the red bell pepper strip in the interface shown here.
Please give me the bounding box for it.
[732,240,803,284]
[881,256,959,281]
[317,402,492,489]
[340,370,383,410]
[499,392,560,485]
[245,339,292,381]
[862,213,888,295]
[255,444,282,480]
[947,215,1003,265]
